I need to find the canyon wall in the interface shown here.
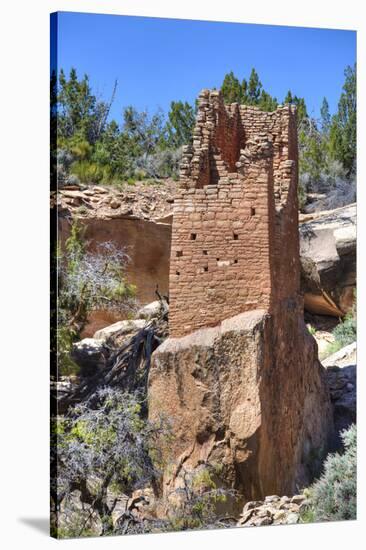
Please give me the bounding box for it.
[58,215,171,335]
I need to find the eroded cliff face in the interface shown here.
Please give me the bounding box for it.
[148,301,333,507]
[54,181,176,336]
[59,216,171,304]
[58,214,171,336]
[299,203,356,316]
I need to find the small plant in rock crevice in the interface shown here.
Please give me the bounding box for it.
[307,324,316,336]
[164,465,238,531]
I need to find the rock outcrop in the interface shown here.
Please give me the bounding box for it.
[54,181,176,337]
[93,319,147,342]
[137,300,164,320]
[300,203,356,316]
[149,307,333,506]
[53,180,176,221]
[71,338,107,376]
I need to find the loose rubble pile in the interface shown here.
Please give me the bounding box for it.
[52,179,177,221]
[237,494,309,527]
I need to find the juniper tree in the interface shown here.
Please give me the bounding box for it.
[247,68,262,105]
[165,100,195,148]
[329,64,356,175]
[320,97,331,134]
[221,71,243,104]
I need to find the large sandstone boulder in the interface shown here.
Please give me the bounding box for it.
[299,203,356,316]
[71,338,107,375]
[137,300,163,320]
[148,303,333,508]
[93,319,147,341]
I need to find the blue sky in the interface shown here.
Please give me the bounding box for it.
[55,12,356,122]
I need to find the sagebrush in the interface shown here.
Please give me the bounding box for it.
[302,425,356,523]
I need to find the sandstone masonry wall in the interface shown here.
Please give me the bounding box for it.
[149,92,334,504]
[170,90,299,337]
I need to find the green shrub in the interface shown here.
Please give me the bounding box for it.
[325,340,349,358]
[56,324,80,376]
[77,205,88,215]
[52,388,171,537]
[332,312,356,348]
[302,425,356,522]
[70,160,111,184]
[58,133,92,160]
[324,304,356,357]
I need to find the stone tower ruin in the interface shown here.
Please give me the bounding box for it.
[149,90,333,507]
[169,89,299,337]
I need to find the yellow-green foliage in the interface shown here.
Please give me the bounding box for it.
[58,132,92,161]
[324,293,356,357]
[70,160,112,184]
[65,220,85,266]
[192,468,216,492]
[165,466,231,531]
[307,324,317,336]
[57,325,80,375]
[102,280,137,302]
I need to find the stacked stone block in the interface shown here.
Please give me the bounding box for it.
[170,90,299,337]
